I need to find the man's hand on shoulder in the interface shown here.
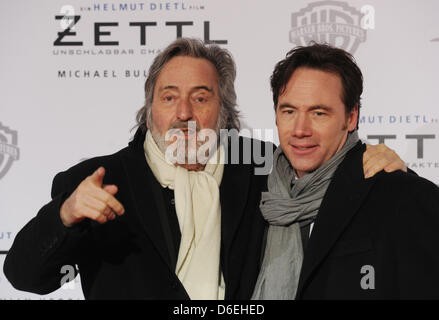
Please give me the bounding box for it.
[60,167,125,227]
[363,143,407,179]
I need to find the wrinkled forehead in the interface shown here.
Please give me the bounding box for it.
[155,56,219,92]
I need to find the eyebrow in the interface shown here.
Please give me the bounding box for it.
[159,85,213,92]
[193,86,213,92]
[309,105,333,112]
[278,103,333,111]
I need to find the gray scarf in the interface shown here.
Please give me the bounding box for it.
[251,131,360,300]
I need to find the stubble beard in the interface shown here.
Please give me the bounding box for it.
[149,112,226,167]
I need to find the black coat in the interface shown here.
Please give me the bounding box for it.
[4,128,272,299]
[296,142,439,299]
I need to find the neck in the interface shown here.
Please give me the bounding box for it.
[293,169,303,179]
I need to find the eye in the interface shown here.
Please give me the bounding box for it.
[314,111,326,116]
[163,95,174,102]
[194,96,207,103]
[283,109,294,115]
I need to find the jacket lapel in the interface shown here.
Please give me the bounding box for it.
[119,128,175,272]
[220,163,251,252]
[220,137,252,296]
[296,142,375,298]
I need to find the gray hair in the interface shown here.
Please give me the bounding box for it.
[135,38,240,132]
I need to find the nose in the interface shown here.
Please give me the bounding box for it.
[292,113,312,138]
[176,98,193,121]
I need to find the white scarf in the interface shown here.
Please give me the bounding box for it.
[144,130,225,300]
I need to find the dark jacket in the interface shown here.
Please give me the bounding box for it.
[4,128,272,299]
[296,142,439,299]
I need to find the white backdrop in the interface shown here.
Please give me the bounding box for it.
[1,0,438,299]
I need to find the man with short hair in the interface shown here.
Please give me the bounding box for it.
[252,43,439,300]
[4,38,406,300]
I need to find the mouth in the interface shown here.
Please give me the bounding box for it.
[290,144,318,155]
[169,127,198,137]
